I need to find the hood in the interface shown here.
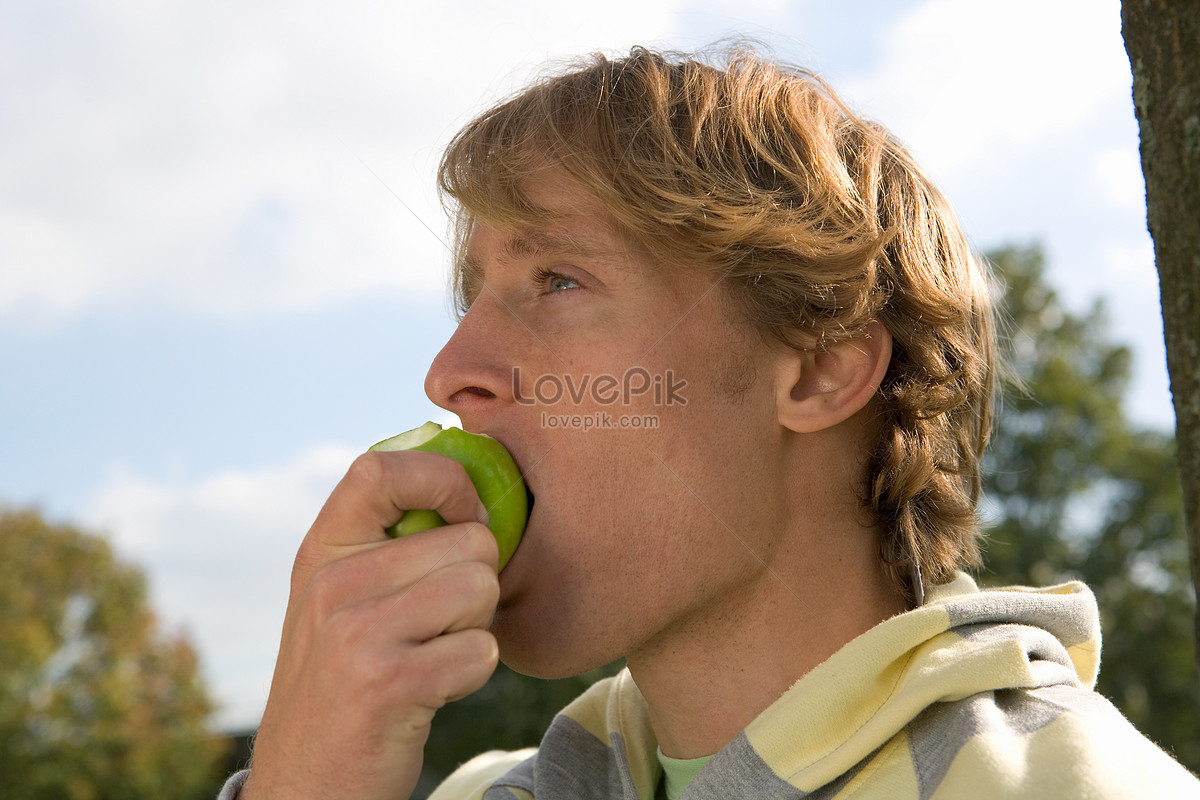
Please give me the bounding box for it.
[484,574,1103,800]
[737,573,1101,793]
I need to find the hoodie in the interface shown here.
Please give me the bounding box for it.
[428,574,1200,799]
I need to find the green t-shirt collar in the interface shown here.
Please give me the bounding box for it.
[656,747,713,800]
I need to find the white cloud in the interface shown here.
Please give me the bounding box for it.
[838,0,1130,180]
[1,0,686,324]
[0,212,97,315]
[82,443,359,730]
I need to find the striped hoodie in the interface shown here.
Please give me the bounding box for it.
[429,574,1200,799]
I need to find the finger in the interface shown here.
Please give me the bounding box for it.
[401,628,500,709]
[372,557,500,642]
[302,523,500,618]
[298,451,484,569]
[340,449,484,536]
[379,519,500,587]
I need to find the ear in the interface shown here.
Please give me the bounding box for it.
[775,321,893,434]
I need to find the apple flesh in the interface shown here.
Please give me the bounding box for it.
[369,422,528,570]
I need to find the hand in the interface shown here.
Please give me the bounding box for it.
[242,450,502,800]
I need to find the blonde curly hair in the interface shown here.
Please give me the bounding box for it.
[438,45,997,602]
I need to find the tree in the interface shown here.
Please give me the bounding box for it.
[0,507,228,799]
[1122,0,1200,659]
[981,245,1198,771]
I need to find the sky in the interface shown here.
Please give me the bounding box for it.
[1,0,1167,732]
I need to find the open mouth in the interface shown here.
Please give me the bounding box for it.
[525,483,536,519]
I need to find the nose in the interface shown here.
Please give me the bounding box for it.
[425,294,519,425]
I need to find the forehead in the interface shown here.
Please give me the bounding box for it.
[458,171,653,283]
[466,224,641,271]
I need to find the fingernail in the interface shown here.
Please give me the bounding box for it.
[476,502,490,525]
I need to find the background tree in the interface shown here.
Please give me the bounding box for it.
[0,507,228,799]
[982,244,1198,771]
[1122,0,1200,656]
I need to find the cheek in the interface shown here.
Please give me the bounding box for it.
[572,429,743,561]
[547,437,692,561]
[652,375,784,541]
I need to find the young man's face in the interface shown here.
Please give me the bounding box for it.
[425,169,796,678]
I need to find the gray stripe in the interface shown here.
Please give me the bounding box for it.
[1024,683,1117,715]
[683,732,805,799]
[481,786,524,800]
[944,590,1097,649]
[682,732,875,799]
[492,712,887,800]
[799,754,876,800]
[908,686,1098,799]
[486,753,536,797]
[489,715,636,800]
[609,732,642,799]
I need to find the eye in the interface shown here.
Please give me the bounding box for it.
[533,267,581,295]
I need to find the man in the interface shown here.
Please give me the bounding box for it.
[222,46,1200,799]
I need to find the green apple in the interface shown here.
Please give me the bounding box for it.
[369,422,528,570]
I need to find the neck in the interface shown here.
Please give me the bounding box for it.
[628,518,907,759]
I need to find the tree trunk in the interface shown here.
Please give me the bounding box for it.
[1121,1,1200,663]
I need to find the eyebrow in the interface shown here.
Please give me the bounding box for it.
[463,226,633,279]
[457,221,644,308]
[499,229,609,263]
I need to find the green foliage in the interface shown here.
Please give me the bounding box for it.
[0,508,228,799]
[981,244,1199,771]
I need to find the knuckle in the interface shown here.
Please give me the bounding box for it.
[455,627,499,668]
[403,559,494,611]
[303,557,361,612]
[301,564,340,614]
[439,630,499,701]
[424,457,476,511]
[388,631,499,710]
[453,559,501,603]
[341,631,400,688]
[289,543,324,592]
[449,460,477,495]
[387,651,442,707]
[346,450,388,489]
[464,523,500,565]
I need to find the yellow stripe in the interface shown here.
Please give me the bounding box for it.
[745,604,951,790]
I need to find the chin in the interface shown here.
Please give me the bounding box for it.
[491,604,615,680]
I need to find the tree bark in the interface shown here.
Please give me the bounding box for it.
[1121,1,1200,662]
